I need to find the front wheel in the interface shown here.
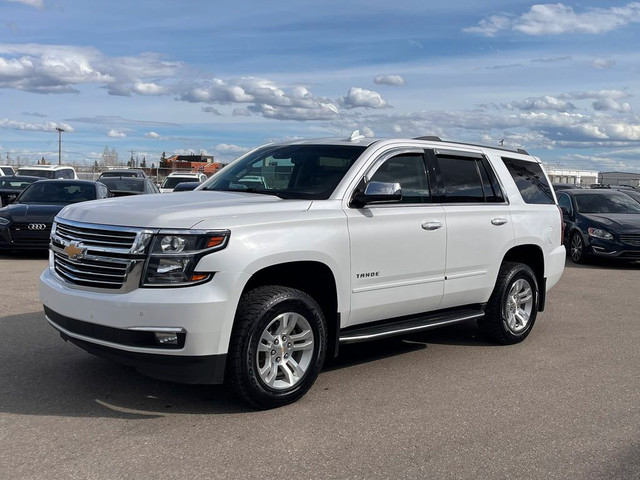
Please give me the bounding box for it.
[226,286,327,409]
[478,262,539,345]
[570,232,586,263]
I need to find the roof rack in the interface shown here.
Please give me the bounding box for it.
[412,136,529,155]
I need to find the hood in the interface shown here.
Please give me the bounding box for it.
[582,213,640,233]
[56,191,313,229]
[0,203,65,223]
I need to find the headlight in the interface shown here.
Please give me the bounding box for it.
[141,229,229,287]
[588,227,613,240]
[0,217,10,226]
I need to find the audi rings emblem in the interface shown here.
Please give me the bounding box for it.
[28,223,47,231]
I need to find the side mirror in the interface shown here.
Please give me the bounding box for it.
[350,181,402,208]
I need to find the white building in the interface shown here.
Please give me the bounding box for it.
[543,167,599,187]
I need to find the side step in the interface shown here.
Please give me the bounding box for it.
[339,308,484,344]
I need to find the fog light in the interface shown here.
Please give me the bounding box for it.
[155,332,179,345]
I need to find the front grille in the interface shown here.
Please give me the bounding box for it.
[9,223,51,244]
[620,235,640,247]
[51,220,152,291]
[55,222,137,250]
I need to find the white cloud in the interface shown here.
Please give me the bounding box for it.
[107,129,126,138]
[502,95,576,112]
[592,58,616,69]
[232,108,251,117]
[0,44,180,95]
[341,87,389,109]
[373,75,406,86]
[214,144,250,154]
[145,131,161,139]
[5,0,43,9]
[592,98,631,113]
[465,2,640,37]
[0,118,73,132]
[201,106,222,115]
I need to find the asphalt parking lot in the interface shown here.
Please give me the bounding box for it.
[1,252,639,480]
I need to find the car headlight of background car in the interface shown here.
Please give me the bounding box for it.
[0,216,11,226]
[588,227,614,240]
[141,229,230,287]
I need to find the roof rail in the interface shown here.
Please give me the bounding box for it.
[413,136,529,155]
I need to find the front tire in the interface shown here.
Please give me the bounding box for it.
[479,262,539,345]
[226,286,327,409]
[570,231,586,264]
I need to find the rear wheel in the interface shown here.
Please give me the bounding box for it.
[226,286,327,409]
[479,262,539,345]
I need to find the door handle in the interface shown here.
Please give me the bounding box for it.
[421,221,443,231]
[491,217,508,226]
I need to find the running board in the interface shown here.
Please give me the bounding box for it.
[339,308,484,344]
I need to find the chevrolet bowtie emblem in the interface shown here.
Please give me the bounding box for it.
[63,242,86,260]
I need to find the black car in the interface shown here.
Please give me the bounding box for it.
[621,189,640,205]
[0,180,110,250]
[557,189,640,263]
[97,176,160,196]
[552,183,580,191]
[98,169,148,178]
[0,175,42,207]
[172,181,201,192]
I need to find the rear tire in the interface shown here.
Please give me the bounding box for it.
[570,231,586,264]
[226,286,327,409]
[479,262,539,345]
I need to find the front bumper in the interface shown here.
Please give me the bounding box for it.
[587,237,640,260]
[0,224,51,249]
[40,266,249,384]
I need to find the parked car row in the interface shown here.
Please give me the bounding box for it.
[558,189,640,263]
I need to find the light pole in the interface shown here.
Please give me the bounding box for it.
[56,127,65,165]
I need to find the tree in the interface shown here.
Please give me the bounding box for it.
[159,151,168,169]
[101,146,119,167]
[141,156,147,168]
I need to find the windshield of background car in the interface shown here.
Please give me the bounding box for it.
[16,169,55,179]
[98,178,144,192]
[201,144,367,199]
[575,193,640,214]
[17,182,96,204]
[162,176,198,189]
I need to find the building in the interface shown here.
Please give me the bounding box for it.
[164,154,222,176]
[543,167,599,187]
[598,172,640,188]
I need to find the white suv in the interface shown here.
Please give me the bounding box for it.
[16,165,77,179]
[159,172,207,192]
[40,134,565,408]
[0,165,15,176]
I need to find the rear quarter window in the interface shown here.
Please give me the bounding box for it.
[502,157,554,204]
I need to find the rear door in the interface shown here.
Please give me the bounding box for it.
[428,148,514,308]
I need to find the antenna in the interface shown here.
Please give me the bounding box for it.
[348,130,365,142]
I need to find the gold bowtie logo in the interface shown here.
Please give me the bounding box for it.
[63,242,85,260]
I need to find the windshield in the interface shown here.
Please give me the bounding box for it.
[17,182,96,204]
[162,176,199,189]
[100,171,140,178]
[575,193,640,214]
[201,144,366,199]
[0,178,38,189]
[16,169,55,179]
[99,178,144,192]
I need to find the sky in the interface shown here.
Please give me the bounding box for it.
[1,0,640,173]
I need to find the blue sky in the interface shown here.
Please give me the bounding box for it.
[1,0,640,172]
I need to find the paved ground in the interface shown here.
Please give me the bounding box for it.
[1,252,639,480]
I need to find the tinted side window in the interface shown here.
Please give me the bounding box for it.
[502,157,554,204]
[369,153,430,203]
[437,155,484,202]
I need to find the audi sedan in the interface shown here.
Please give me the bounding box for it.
[0,180,110,250]
[557,189,640,263]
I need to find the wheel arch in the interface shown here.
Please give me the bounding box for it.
[502,244,546,311]
[241,261,340,357]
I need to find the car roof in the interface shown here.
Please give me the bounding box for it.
[31,179,97,186]
[563,189,627,196]
[16,165,74,170]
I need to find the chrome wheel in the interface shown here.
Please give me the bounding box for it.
[570,233,583,263]
[502,278,533,334]
[256,312,315,390]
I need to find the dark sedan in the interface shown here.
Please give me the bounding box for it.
[0,175,42,207]
[97,176,160,196]
[557,189,640,263]
[0,180,110,250]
